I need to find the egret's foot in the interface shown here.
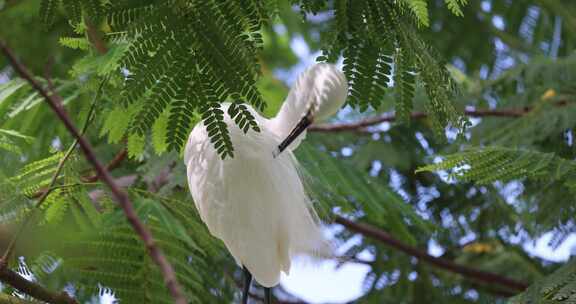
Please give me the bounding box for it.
[265,287,272,304]
[242,266,252,304]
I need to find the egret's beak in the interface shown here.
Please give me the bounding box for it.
[273,110,313,158]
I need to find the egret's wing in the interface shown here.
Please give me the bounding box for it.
[184,123,217,221]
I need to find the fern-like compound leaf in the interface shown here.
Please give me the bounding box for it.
[227,102,261,134]
[510,259,576,304]
[400,0,430,27]
[40,0,60,27]
[103,1,268,158]
[62,0,82,23]
[444,0,468,17]
[417,146,576,185]
[394,48,416,123]
[59,37,90,50]
[316,0,463,134]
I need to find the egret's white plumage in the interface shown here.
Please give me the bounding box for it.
[184,64,348,287]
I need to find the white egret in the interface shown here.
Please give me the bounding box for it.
[184,63,348,304]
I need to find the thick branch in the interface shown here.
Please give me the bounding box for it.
[0,267,76,304]
[0,41,187,304]
[335,216,528,292]
[309,108,530,132]
[82,148,127,182]
[85,21,108,55]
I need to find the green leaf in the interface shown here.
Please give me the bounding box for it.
[510,259,576,304]
[401,0,430,27]
[417,146,576,185]
[134,198,202,254]
[40,0,60,27]
[297,144,432,244]
[152,111,168,155]
[127,132,145,159]
[444,0,468,17]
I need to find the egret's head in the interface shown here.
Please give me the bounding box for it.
[305,63,348,121]
[273,64,348,157]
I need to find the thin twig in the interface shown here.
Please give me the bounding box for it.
[0,41,187,304]
[43,57,60,102]
[29,148,127,199]
[335,216,529,292]
[0,78,107,265]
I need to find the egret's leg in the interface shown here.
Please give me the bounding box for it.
[242,266,252,304]
[264,287,272,304]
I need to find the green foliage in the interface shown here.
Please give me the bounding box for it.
[417,147,576,186]
[298,144,431,245]
[59,37,90,50]
[400,0,430,27]
[40,0,103,25]
[0,129,33,154]
[474,102,576,147]
[54,196,230,304]
[109,0,267,159]
[39,0,471,156]
[126,133,145,159]
[444,0,468,17]
[9,152,66,197]
[393,48,417,123]
[469,54,576,147]
[39,0,59,27]
[417,146,576,237]
[4,169,234,303]
[62,0,82,23]
[227,102,261,134]
[510,259,576,304]
[315,0,467,134]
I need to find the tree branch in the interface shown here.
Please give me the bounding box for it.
[0,41,187,304]
[309,105,561,132]
[82,148,128,183]
[334,216,528,292]
[85,21,108,55]
[0,267,76,304]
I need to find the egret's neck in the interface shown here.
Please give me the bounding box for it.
[268,92,309,144]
